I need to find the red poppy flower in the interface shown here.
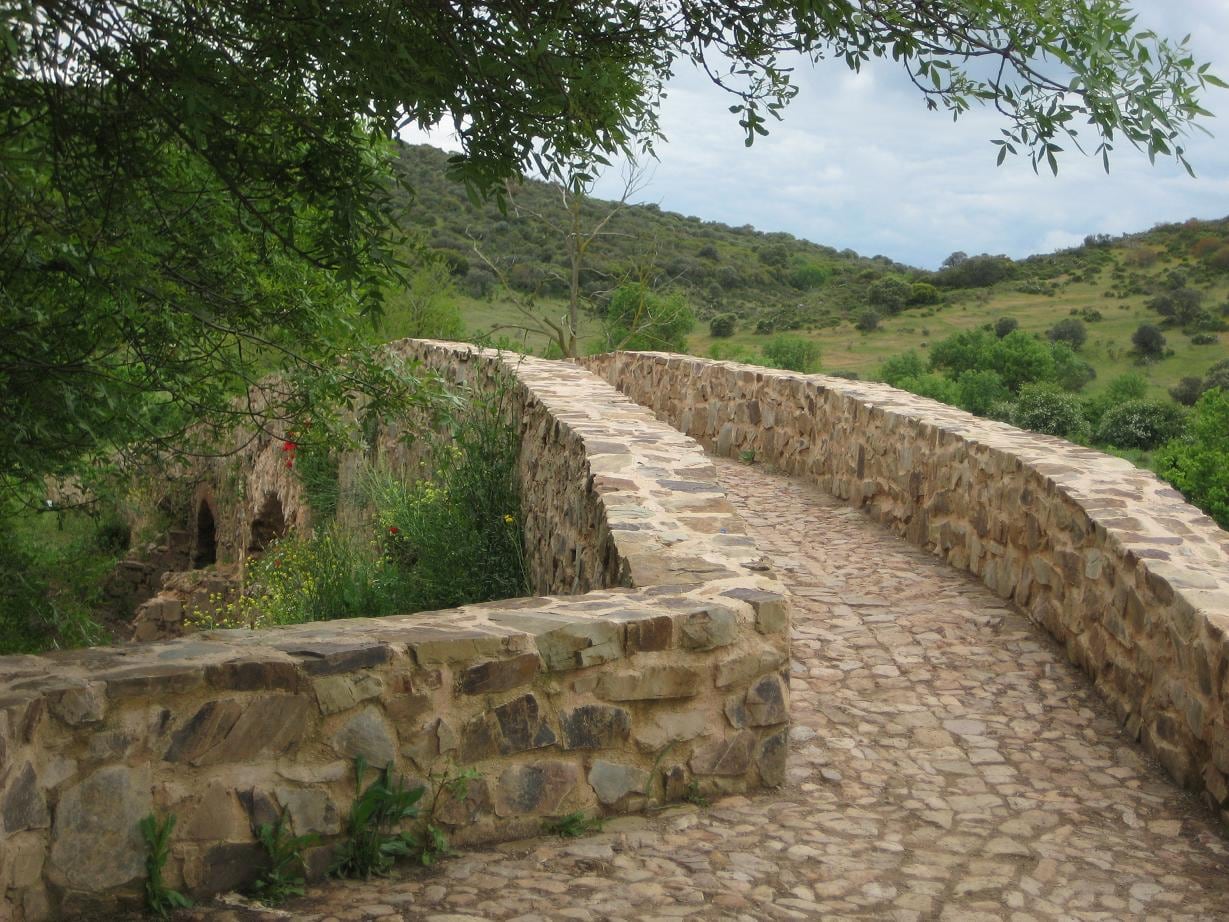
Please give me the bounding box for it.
[389,526,399,535]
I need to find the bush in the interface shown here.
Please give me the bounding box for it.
[1047,318,1087,350]
[1050,343,1096,392]
[1170,376,1206,406]
[1157,388,1229,528]
[601,284,694,352]
[854,309,880,332]
[867,277,911,314]
[708,313,737,338]
[1095,400,1187,450]
[753,318,775,335]
[897,373,960,405]
[203,381,529,629]
[1131,323,1167,359]
[789,263,829,290]
[1203,358,1229,393]
[908,282,941,306]
[956,369,1009,416]
[0,505,116,653]
[1191,333,1219,345]
[879,351,927,387]
[1148,286,1205,327]
[994,316,1019,338]
[1011,385,1089,439]
[761,335,819,373]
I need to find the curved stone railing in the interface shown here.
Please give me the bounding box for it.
[583,351,1229,821]
[0,343,788,920]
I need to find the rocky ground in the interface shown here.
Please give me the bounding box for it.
[186,456,1229,921]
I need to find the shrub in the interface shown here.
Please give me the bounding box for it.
[1095,400,1187,450]
[708,313,737,338]
[1050,343,1096,392]
[601,284,694,352]
[992,331,1058,392]
[897,373,960,405]
[1079,307,1103,323]
[697,244,719,260]
[1011,385,1089,439]
[908,282,941,305]
[761,334,820,373]
[1191,333,1219,345]
[1131,323,1167,359]
[854,309,880,332]
[1170,376,1206,406]
[994,316,1019,338]
[200,380,528,629]
[956,369,1009,416]
[879,351,927,387]
[1047,318,1087,350]
[1203,358,1229,393]
[867,277,911,314]
[789,263,829,290]
[1148,286,1205,327]
[1157,388,1229,528]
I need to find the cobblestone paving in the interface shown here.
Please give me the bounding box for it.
[197,458,1229,922]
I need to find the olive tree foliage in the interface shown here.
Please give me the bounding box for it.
[1,0,1221,493]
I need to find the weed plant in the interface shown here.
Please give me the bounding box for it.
[331,757,426,879]
[139,813,192,918]
[251,810,319,904]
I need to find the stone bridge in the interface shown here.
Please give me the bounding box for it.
[1,343,1227,920]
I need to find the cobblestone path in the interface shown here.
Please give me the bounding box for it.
[199,458,1229,922]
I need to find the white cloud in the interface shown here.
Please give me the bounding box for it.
[583,1,1229,268]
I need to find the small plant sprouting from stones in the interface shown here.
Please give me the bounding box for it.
[331,757,426,879]
[683,780,710,808]
[251,810,320,905]
[543,811,603,838]
[139,813,192,918]
[409,766,481,867]
[739,449,757,464]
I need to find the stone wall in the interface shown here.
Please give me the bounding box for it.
[0,344,789,920]
[582,351,1229,823]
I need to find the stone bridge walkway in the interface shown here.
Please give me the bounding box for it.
[198,457,1229,922]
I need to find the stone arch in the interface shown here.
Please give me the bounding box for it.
[248,491,287,554]
[193,499,217,568]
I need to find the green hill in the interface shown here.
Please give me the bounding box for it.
[387,144,1228,401]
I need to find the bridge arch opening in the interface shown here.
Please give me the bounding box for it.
[248,492,287,554]
[193,500,217,568]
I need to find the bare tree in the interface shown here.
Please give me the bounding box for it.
[471,162,650,358]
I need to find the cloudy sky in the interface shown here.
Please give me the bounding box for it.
[408,2,1229,270]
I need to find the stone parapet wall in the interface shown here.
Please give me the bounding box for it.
[582,351,1229,821]
[0,343,789,920]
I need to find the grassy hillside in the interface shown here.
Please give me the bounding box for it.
[388,144,1227,398]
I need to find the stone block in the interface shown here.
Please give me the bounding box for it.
[634,711,710,752]
[715,649,787,689]
[690,731,756,776]
[720,586,789,634]
[588,760,648,805]
[457,653,541,695]
[48,683,106,727]
[276,786,340,836]
[597,666,702,701]
[537,621,622,671]
[560,705,631,750]
[314,673,384,715]
[2,761,48,833]
[330,705,398,768]
[165,695,312,766]
[461,693,557,762]
[494,762,580,817]
[48,764,150,891]
[679,606,739,651]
